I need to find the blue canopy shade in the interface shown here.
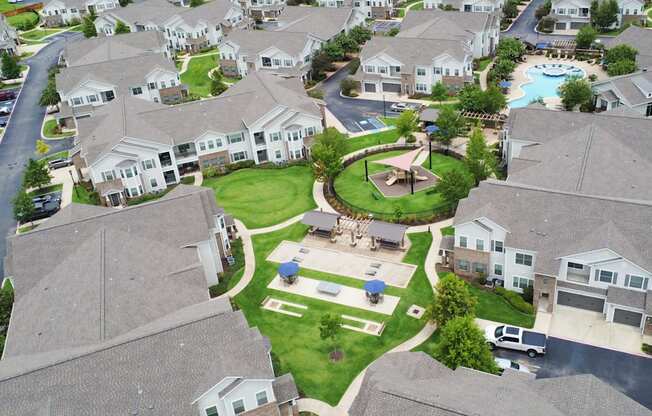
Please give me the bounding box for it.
[364,279,387,294]
[425,125,440,134]
[278,262,299,278]
[536,42,550,50]
[499,80,512,88]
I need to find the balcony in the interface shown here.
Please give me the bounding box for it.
[174,143,198,163]
[253,131,266,146]
[566,264,590,284]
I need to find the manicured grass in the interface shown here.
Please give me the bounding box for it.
[410,1,424,10]
[421,152,469,178]
[39,150,69,162]
[68,24,83,32]
[234,224,433,405]
[180,54,219,98]
[428,102,459,111]
[7,11,38,29]
[28,183,63,197]
[42,119,75,138]
[72,184,100,205]
[440,225,454,236]
[469,284,535,328]
[208,238,245,297]
[334,150,468,218]
[379,116,398,127]
[474,57,493,72]
[0,82,21,90]
[19,28,63,41]
[202,166,316,229]
[412,329,441,356]
[18,224,37,233]
[343,129,400,154]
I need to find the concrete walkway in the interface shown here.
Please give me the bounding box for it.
[313,180,337,213]
[218,219,255,299]
[297,398,343,416]
[248,213,304,236]
[192,171,203,186]
[407,218,453,288]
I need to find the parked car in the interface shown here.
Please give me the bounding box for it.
[0,105,11,115]
[0,90,16,101]
[390,102,423,113]
[484,325,547,358]
[28,193,61,221]
[494,357,531,374]
[48,158,73,170]
[0,119,7,127]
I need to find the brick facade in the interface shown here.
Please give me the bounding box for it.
[533,273,557,313]
[199,150,230,168]
[371,6,390,19]
[221,59,240,77]
[452,247,490,279]
[241,402,282,416]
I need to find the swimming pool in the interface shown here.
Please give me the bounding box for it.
[508,63,586,109]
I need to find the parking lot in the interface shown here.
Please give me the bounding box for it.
[0,88,20,129]
[372,20,401,34]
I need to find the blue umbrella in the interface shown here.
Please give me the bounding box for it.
[278,262,299,279]
[499,80,512,88]
[536,42,550,50]
[364,279,386,294]
[425,125,440,135]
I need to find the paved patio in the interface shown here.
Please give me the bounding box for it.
[369,166,438,197]
[268,275,400,315]
[267,240,417,288]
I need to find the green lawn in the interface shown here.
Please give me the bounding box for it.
[1,82,21,90]
[410,1,424,10]
[234,224,433,405]
[209,238,245,297]
[334,150,468,220]
[42,119,75,138]
[7,11,38,29]
[39,150,69,162]
[474,57,493,72]
[421,152,469,178]
[72,184,100,205]
[343,129,400,154]
[181,54,219,97]
[18,224,37,233]
[202,166,316,229]
[19,28,63,41]
[28,183,63,197]
[440,225,454,236]
[412,329,441,356]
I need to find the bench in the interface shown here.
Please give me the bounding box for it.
[317,281,342,296]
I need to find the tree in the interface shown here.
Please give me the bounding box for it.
[436,169,473,209]
[480,85,507,114]
[535,0,551,20]
[426,273,477,326]
[395,110,418,143]
[575,25,597,49]
[496,38,525,61]
[35,140,50,157]
[190,0,204,6]
[591,0,619,30]
[558,76,593,111]
[311,51,335,80]
[311,128,347,182]
[82,16,97,38]
[118,0,132,6]
[12,190,35,223]
[349,25,372,45]
[387,27,400,37]
[114,20,131,34]
[323,42,345,61]
[335,33,359,54]
[430,81,448,101]
[605,44,638,65]
[465,126,496,185]
[458,84,506,114]
[393,204,403,223]
[490,58,516,81]
[340,77,358,97]
[607,59,637,76]
[503,0,519,18]
[433,106,465,152]
[319,313,343,358]
[39,81,60,109]
[23,159,51,190]
[434,315,499,374]
[1,52,20,80]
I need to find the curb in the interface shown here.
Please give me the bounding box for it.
[0,66,29,145]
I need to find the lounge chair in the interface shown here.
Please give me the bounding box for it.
[414,174,429,181]
[365,269,378,276]
[370,262,382,269]
[292,256,303,263]
[385,175,398,186]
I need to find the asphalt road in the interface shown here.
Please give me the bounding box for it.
[503,0,576,43]
[494,337,652,410]
[0,33,79,279]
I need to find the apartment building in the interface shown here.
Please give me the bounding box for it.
[71,71,324,204]
[398,9,500,58]
[606,25,652,69]
[354,36,473,95]
[42,0,119,26]
[318,0,395,20]
[593,70,652,117]
[219,29,323,80]
[264,5,366,42]
[0,14,18,56]
[548,0,645,32]
[423,0,504,12]
[240,0,287,21]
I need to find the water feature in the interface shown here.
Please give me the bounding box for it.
[508,63,586,109]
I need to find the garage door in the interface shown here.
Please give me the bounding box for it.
[382,82,401,93]
[364,83,376,93]
[613,309,643,327]
[557,291,605,312]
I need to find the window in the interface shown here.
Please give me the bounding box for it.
[476,239,484,251]
[232,151,247,162]
[101,170,115,181]
[459,236,467,248]
[130,187,139,196]
[625,274,649,290]
[444,68,450,76]
[454,69,459,76]
[132,87,143,95]
[433,67,442,74]
[232,399,245,414]
[150,178,158,188]
[256,391,268,406]
[270,132,281,141]
[228,133,244,144]
[364,65,375,73]
[515,253,533,266]
[142,159,155,169]
[275,149,282,159]
[149,81,157,90]
[287,130,301,141]
[457,260,470,272]
[378,66,387,74]
[205,406,218,416]
[199,141,206,151]
[491,240,503,253]
[567,262,584,270]
[207,140,215,150]
[595,269,617,284]
[160,81,166,89]
[416,68,426,76]
[494,264,503,276]
[87,95,98,103]
[416,83,427,92]
[284,59,293,67]
[71,97,83,106]
[512,276,533,290]
[273,58,282,66]
[473,262,486,274]
[170,79,176,87]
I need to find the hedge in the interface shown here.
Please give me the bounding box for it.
[495,286,535,315]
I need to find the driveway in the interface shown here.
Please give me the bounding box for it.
[0,32,79,278]
[503,0,576,43]
[494,337,652,410]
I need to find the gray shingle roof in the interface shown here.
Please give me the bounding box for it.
[454,180,652,277]
[270,5,357,41]
[62,31,167,67]
[351,351,651,416]
[56,52,177,96]
[398,9,496,43]
[104,0,178,27]
[2,185,222,358]
[77,70,321,166]
[606,25,652,69]
[506,107,652,201]
[0,299,280,415]
[272,373,299,403]
[593,70,652,107]
[360,36,471,71]
[170,0,239,27]
[224,29,313,61]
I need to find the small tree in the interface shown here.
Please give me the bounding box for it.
[82,16,97,38]
[311,128,347,183]
[430,81,448,101]
[323,42,345,61]
[434,106,465,152]
[426,273,477,327]
[118,0,132,6]
[496,38,525,61]
[395,110,418,143]
[190,0,204,6]
[319,313,343,359]
[575,25,597,49]
[387,27,400,37]
[503,0,519,18]
[465,126,496,185]
[311,51,335,80]
[490,58,516,81]
[435,169,473,209]
[12,190,35,224]
[39,81,61,110]
[480,85,507,114]
[607,59,637,76]
[605,44,638,65]
[23,159,52,190]
[534,0,551,20]
[591,0,619,31]
[335,33,359,54]
[340,77,358,97]
[434,315,499,374]
[349,25,372,44]
[393,204,403,223]
[558,76,593,111]
[35,140,50,157]
[1,52,20,80]
[114,20,131,34]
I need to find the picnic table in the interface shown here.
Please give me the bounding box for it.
[317,281,342,296]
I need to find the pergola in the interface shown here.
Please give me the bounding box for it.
[368,220,408,250]
[301,210,342,239]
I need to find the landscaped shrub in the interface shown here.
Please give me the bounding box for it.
[495,286,535,314]
[643,343,652,355]
[340,77,358,97]
[180,175,195,185]
[225,160,255,172]
[348,57,360,75]
[307,88,324,99]
[522,286,534,304]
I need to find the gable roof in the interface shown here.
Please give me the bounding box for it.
[62,31,167,67]
[270,5,356,41]
[359,36,470,70]
[170,0,239,27]
[398,9,497,43]
[454,180,652,276]
[2,185,223,358]
[55,52,177,95]
[103,0,178,27]
[350,351,651,416]
[594,70,652,107]
[606,25,652,69]
[77,71,322,166]
[224,29,313,59]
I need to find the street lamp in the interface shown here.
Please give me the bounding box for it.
[382,94,386,118]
